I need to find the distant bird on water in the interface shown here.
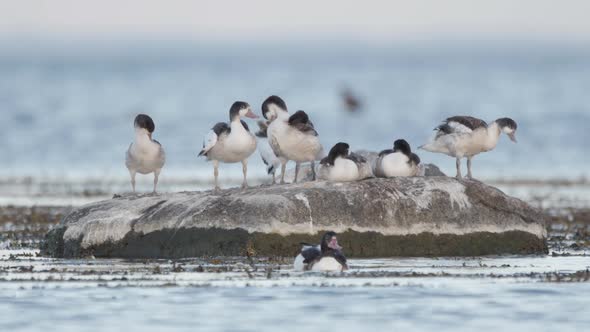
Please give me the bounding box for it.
[341,88,362,113]
[293,231,348,272]
[420,116,518,179]
[198,101,259,191]
[125,114,166,193]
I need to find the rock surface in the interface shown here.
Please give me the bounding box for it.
[42,177,548,258]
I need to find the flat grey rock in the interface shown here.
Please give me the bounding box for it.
[42,177,547,258]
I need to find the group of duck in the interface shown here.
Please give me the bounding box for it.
[126,95,518,193]
[125,95,518,272]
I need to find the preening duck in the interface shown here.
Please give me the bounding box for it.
[125,114,166,193]
[293,231,348,272]
[419,116,518,179]
[255,120,282,184]
[318,142,373,181]
[198,101,258,191]
[262,95,324,184]
[374,139,420,177]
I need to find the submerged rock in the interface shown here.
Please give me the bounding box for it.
[41,177,548,258]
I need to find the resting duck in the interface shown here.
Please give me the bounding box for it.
[293,231,348,272]
[420,116,518,179]
[318,142,373,181]
[374,139,421,177]
[255,121,282,184]
[125,114,166,193]
[262,95,323,184]
[198,101,258,191]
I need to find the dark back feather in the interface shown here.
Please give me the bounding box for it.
[288,110,318,136]
[378,149,395,157]
[212,122,230,136]
[446,116,487,130]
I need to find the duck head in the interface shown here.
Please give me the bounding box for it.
[393,139,412,156]
[495,118,518,143]
[261,95,288,121]
[320,231,342,252]
[134,114,155,139]
[322,142,350,166]
[230,101,258,122]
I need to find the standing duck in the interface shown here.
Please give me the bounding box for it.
[374,139,421,177]
[198,101,258,191]
[255,121,282,184]
[125,114,166,193]
[262,95,323,184]
[419,116,517,179]
[318,142,373,181]
[293,231,348,272]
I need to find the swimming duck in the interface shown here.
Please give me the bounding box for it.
[255,121,282,184]
[318,142,373,181]
[293,231,348,272]
[125,114,166,193]
[419,116,518,179]
[262,95,323,184]
[198,101,258,191]
[374,139,421,177]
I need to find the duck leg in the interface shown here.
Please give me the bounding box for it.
[280,160,287,184]
[153,169,161,193]
[310,161,317,181]
[455,157,462,179]
[129,170,136,193]
[271,171,276,185]
[213,160,220,192]
[241,159,248,189]
[466,157,473,179]
[294,162,300,183]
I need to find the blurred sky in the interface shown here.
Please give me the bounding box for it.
[1,0,589,43]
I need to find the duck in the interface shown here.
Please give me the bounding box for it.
[374,139,421,177]
[125,114,166,193]
[293,231,348,272]
[419,116,518,179]
[262,95,324,184]
[198,101,258,191]
[255,120,282,184]
[318,142,373,181]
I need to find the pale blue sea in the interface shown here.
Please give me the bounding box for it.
[1,43,589,188]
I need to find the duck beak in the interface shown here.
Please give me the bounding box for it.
[245,109,259,119]
[508,132,517,143]
[328,237,342,250]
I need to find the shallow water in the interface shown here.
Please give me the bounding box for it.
[1,250,589,331]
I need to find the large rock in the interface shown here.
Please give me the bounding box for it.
[41,177,548,258]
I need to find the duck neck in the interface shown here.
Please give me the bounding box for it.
[134,128,152,145]
[276,109,290,121]
[483,122,501,151]
[230,116,246,132]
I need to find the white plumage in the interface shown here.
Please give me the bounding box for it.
[318,143,373,182]
[198,102,259,191]
[125,114,165,193]
[420,116,518,179]
[262,96,323,184]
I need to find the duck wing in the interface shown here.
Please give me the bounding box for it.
[301,246,321,264]
[198,122,229,157]
[436,116,487,137]
[288,110,318,136]
[255,120,269,138]
[378,149,394,157]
